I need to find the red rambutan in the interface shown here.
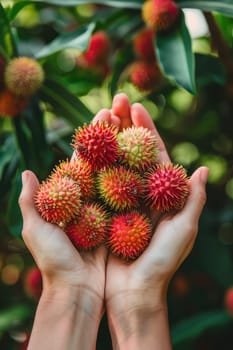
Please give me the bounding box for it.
[0,89,29,117]
[129,61,162,92]
[142,0,180,32]
[133,28,156,62]
[72,121,119,171]
[144,163,189,212]
[108,211,152,260]
[117,126,159,171]
[83,31,110,66]
[24,266,42,300]
[4,57,44,96]
[50,159,95,200]
[35,176,82,226]
[224,286,233,316]
[97,166,144,211]
[65,203,108,250]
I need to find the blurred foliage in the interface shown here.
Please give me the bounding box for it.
[0,0,233,349]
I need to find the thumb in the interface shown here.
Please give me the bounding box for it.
[18,170,41,223]
[181,166,209,224]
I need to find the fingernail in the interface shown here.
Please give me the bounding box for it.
[200,167,209,184]
[21,171,28,186]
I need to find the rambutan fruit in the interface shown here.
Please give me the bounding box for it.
[108,211,152,260]
[83,31,110,66]
[97,166,144,211]
[142,0,180,32]
[4,57,44,97]
[24,266,42,300]
[50,159,95,200]
[35,176,82,226]
[0,89,29,117]
[129,61,162,92]
[144,163,189,212]
[72,121,119,171]
[224,286,233,316]
[117,126,159,171]
[133,28,156,62]
[65,203,108,250]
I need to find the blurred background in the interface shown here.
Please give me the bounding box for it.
[0,1,233,349]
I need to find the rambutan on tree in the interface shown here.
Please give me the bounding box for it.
[0,1,233,349]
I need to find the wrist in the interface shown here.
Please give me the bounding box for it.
[28,283,103,350]
[106,288,171,350]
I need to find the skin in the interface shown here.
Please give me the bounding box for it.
[19,93,208,350]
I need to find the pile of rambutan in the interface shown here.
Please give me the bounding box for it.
[34,120,189,260]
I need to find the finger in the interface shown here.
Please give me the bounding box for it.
[92,108,111,124]
[110,115,121,128]
[18,170,41,224]
[111,93,132,130]
[178,166,209,225]
[131,103,171,163]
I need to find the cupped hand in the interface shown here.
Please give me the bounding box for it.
[104,93,208,320]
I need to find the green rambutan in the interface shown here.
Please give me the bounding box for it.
[72,121,119,171]
[97,166,144,211]
[65,203,109,250]
[4,57,44,97]
[142,0,180,32]
[50,159,95,200]
[133,28,156,62]
[117,126,159,171]
[144,163,189,212]
[108,211,152,260]
[34,177,82,226]
[129,61,162,92]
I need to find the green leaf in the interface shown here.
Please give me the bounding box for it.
[171,310,232,345]
[0,305,31,332]
[0,136,16,180]
[0,4,17,58]
[35,22,95,59]
[7,1,32,21]
[33,0,143,9]
[195,53,226,86]
[156,12,196,94]
[7,168,23,237]
[39,79,93,126]
[177,0,233,16]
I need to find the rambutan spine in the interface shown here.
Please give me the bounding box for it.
[117,126,159,171]
[72,121,119,171]
[97,166,144,211]
[34,176,82,226]
[108,211,152,260]
[144,163,189,212]
[65,202,109,250]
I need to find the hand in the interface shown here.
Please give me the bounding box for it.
[18,109,111,350]
[103,93,209,349]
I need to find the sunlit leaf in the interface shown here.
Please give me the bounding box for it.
[33,0,143,9]
[35,23,95,59]
[177,0,233,16]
